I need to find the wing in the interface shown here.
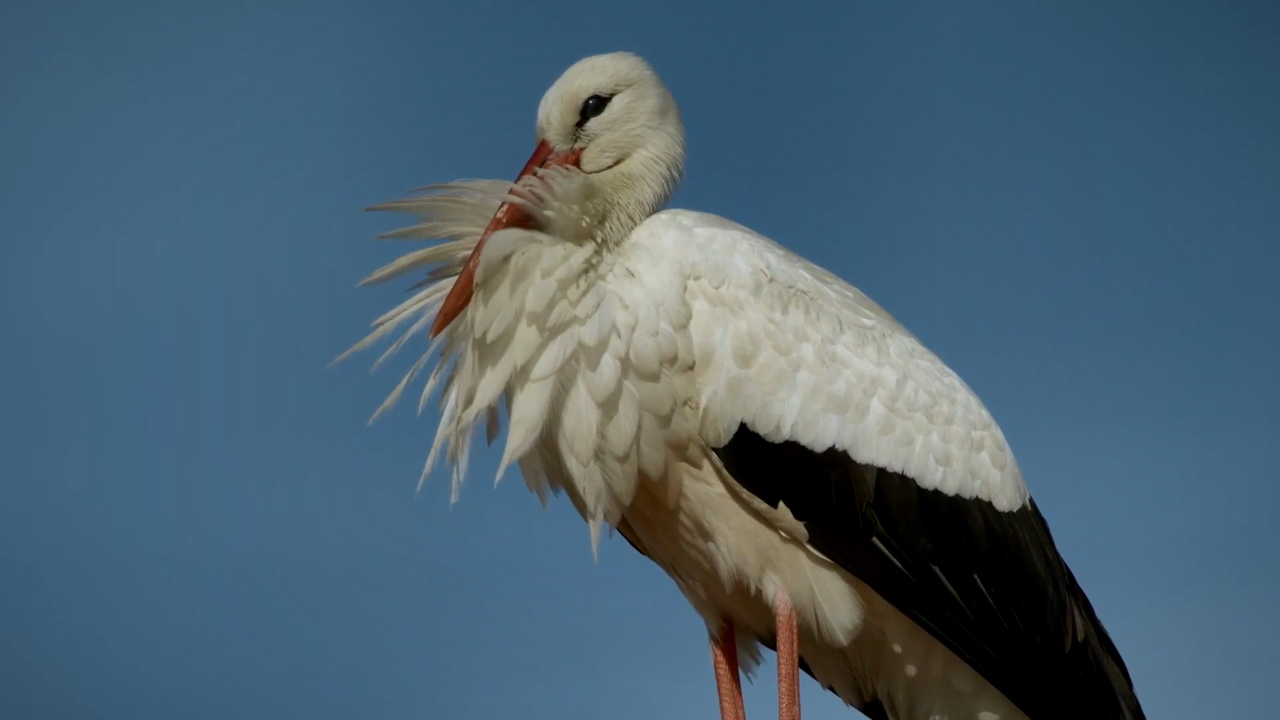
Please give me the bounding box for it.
[636,210,1144,719]
[714,426,1142,720]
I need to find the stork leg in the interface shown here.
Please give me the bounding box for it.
[776,595,801,720]
[711,621,746,720]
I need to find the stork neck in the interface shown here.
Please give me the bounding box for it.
[591,145,684,248]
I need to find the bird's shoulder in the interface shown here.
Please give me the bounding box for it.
[632,209,908,331]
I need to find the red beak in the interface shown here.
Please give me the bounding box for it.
[428,140,583,339]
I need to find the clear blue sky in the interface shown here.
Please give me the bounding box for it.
[2,2,1277,718]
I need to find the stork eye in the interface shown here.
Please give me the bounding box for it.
[577,94,612,127]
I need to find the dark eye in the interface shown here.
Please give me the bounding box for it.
[577,94,612,127]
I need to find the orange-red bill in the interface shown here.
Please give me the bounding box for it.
[428,139,582,338]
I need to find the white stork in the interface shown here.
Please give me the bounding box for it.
[342,52,1145,720]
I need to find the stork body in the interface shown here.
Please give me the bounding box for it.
[346,53,1144,720]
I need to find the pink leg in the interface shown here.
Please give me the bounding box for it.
[711,621,746,720]
[776,596,801,720]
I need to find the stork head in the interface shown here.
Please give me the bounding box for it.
[430,52,686,337]
[534,52,686,222]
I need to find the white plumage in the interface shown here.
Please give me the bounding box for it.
[342,53,1143,720]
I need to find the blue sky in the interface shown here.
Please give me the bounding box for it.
[2,2,1277,718]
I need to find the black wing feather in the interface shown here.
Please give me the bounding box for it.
[712,423,1144,720]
